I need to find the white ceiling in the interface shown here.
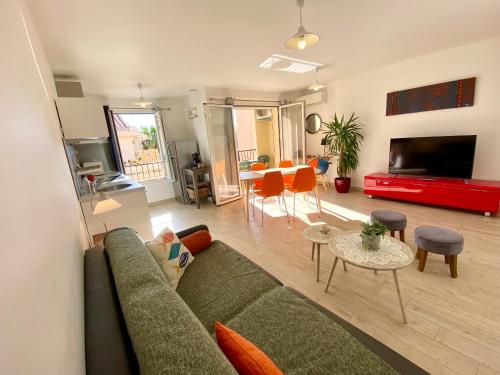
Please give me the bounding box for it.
[27,0,500,98]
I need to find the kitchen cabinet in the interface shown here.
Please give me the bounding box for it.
[81,183,153,244]
[56,97,109,138]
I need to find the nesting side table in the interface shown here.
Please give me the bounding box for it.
[303,225,343,282]
[325,231,414,323]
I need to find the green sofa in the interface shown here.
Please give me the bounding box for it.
[85,226,427,375]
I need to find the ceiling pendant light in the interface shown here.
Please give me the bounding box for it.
[285,0,319,50]
[308,68,325,91]
[133,83,152,108]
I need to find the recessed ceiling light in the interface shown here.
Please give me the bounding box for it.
[259,54,322,74]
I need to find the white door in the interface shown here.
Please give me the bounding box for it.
[204,104,241,205]
[279,102,306,165]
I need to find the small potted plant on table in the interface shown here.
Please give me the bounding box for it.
[323,113,364,193]
[360,220,388,250]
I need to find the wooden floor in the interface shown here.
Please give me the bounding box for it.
[150,189,500,375]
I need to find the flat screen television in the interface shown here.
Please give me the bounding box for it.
[388,135,477,179]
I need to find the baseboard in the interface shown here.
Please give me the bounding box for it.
[148,197,176,206]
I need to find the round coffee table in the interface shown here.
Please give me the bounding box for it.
[303,225,343,281]
[325,231,414,323]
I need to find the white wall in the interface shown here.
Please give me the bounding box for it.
[143,178,175,203]
[0,1,86,374]
[186,88,211,163]
[301,91,329,158]
[157,96,194,141]
[145,96,191,202]
[234,109,257,151]
[205,87,284,104]
[306,37,500,187]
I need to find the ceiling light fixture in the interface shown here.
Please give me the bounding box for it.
[308,68,325,91]
[285,0,319,50]
[133,83,152,108]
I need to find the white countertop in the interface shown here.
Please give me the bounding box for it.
[79,174,145,202]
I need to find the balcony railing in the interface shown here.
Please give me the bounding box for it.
[237,148,256,162]
[124,160,169,182]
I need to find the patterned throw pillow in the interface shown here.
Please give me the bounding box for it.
[146,227,194,289]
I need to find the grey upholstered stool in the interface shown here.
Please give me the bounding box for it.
[371,210,407,242]
[414,226,464,278]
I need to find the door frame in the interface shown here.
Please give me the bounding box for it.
[278,101,306,164]
[203,104,242,205]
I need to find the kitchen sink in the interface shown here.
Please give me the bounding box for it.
[97,183,132,192]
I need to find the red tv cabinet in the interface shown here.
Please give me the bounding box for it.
[364,173,500,216]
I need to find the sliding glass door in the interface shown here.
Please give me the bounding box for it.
[279,102,305,165]
[204,104,241,205]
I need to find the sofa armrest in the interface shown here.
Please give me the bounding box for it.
[176,225,209,239]
[84,246,139,375]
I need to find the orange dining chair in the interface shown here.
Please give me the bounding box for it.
[307,158,318,169]
[279,160,293,168]
[255,171,289,227]
[250,162,266,214]
[287,166,320,218]
[307,158,328,192]
[279,160,295,188]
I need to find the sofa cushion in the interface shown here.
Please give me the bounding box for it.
[104,228,237,375]
[176,240,280,334]
[225,287,398,375]
[180,229,212,254]
[215,322,283,375]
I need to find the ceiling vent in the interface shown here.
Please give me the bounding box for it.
[259,54,322,74]
[55,81,84,97]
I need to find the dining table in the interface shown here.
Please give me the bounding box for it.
[239,165,322,222]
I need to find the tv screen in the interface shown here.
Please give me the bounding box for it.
[389,135,477,179]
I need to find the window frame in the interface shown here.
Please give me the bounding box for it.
[108,108,173,183]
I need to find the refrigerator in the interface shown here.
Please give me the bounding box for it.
[167,140,198,204]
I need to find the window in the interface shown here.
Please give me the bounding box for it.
[112,112,171,182]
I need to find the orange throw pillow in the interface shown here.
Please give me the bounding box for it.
[215,322,283,375]
[180,230,212,254]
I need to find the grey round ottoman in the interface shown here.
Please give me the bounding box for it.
[414,226,464,278]
[371,210,407,242]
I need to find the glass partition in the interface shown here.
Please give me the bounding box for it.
[279,102,305,165]
[204,105,241,205]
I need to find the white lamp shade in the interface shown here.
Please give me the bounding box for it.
[133,83,152,107]
[93,196,122,215]
[308,82,325,91]
[133,100,153,108]
[285,26,320,50]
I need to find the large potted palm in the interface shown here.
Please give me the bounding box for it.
[323,113,364,193]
